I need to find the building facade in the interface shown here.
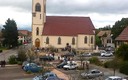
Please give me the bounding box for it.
[32,0,95,49]
[97,30,114,47]
[18,30,31,44]
[115,26,128,48]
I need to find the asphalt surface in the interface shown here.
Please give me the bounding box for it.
[0,65,35,80]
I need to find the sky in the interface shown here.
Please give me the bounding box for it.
[0,0,128,31]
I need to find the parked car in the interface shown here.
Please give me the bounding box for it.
[63,62,78,70]
[57,61,67,68]
[23,63,42,73]
[78,53,92,57]
[105,76,124,80]
[81,69,104,79]
[33,72,63,80]
[22,61,29,69]
[101,51,113,57]
[39,56,54,61]
[61,52,75,57]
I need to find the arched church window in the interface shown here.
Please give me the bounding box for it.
[46,37,49,44]
[84,36,87,44]
[35,3,41,12]
[36,27,39,35]
[72,37,75,45]
[58,37,61,44]
[91,36,93,44]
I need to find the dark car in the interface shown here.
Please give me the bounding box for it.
[23,63,42,73]
[39,56,54,61]
[57,61,67,68]
[33,72,63,80]
[61,52,75,57]
[46,76,63,80]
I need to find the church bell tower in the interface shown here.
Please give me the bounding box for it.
[32,0,46,48]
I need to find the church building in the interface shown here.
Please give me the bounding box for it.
[32,0,95,50]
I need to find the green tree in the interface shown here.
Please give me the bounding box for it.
[111,18,128,40]
[2,18,18,48]
[110,58,120,76]
[99,25,111,30]
[116,44,128,61]
[95,35,102,46]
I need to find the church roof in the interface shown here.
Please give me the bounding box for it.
[115,26,128,41]
[42,16,95,36]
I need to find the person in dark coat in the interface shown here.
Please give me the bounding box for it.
[3,60,6,67]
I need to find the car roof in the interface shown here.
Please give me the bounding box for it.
[46,76,60,80]
[108,76,122,79]
[91,69,99,71]
[43,72,57,77]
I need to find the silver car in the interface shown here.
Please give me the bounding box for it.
[105,76,125,80]
[101,51,113,57]
[81,69,104,79]
[63,63,78,70]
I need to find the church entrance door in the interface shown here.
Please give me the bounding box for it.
[35,38,40,48]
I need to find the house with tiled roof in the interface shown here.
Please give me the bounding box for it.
[115,26,128,47]
[97,30,113,47]
[32,0,95,50]
[18,30,31,44]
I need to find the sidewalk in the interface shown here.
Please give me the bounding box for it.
[52,69,69,80]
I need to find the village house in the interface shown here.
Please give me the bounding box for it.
[18,30,31,44]
[115,26,128,48]
[97,30,113,47]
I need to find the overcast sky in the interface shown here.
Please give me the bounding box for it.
[0,0,128,30]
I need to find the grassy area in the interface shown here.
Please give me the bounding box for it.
[0,47,8,50]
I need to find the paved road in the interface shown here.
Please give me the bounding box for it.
[0,43,32,62]
[0,49,18,61]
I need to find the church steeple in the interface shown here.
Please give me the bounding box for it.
[32,0,46,24]
[32,0,46,48]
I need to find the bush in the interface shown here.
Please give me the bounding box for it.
[17,48,27,62]
[103,61,112,68]
[77,66,84,70]
[89,57,102,66]
[26,70,32,74]
[0,50,3,53]
[119,62,128,75]
[17,61,22,65]
[8,55,17,64]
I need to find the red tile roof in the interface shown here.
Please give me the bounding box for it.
[42,16,95,36]
[115,26,128,41]
[18,30,29,35]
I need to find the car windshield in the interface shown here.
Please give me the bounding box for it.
[87,69,100,74]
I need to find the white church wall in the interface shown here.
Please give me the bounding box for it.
[77,34,95,49]
[42,36,77,48]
